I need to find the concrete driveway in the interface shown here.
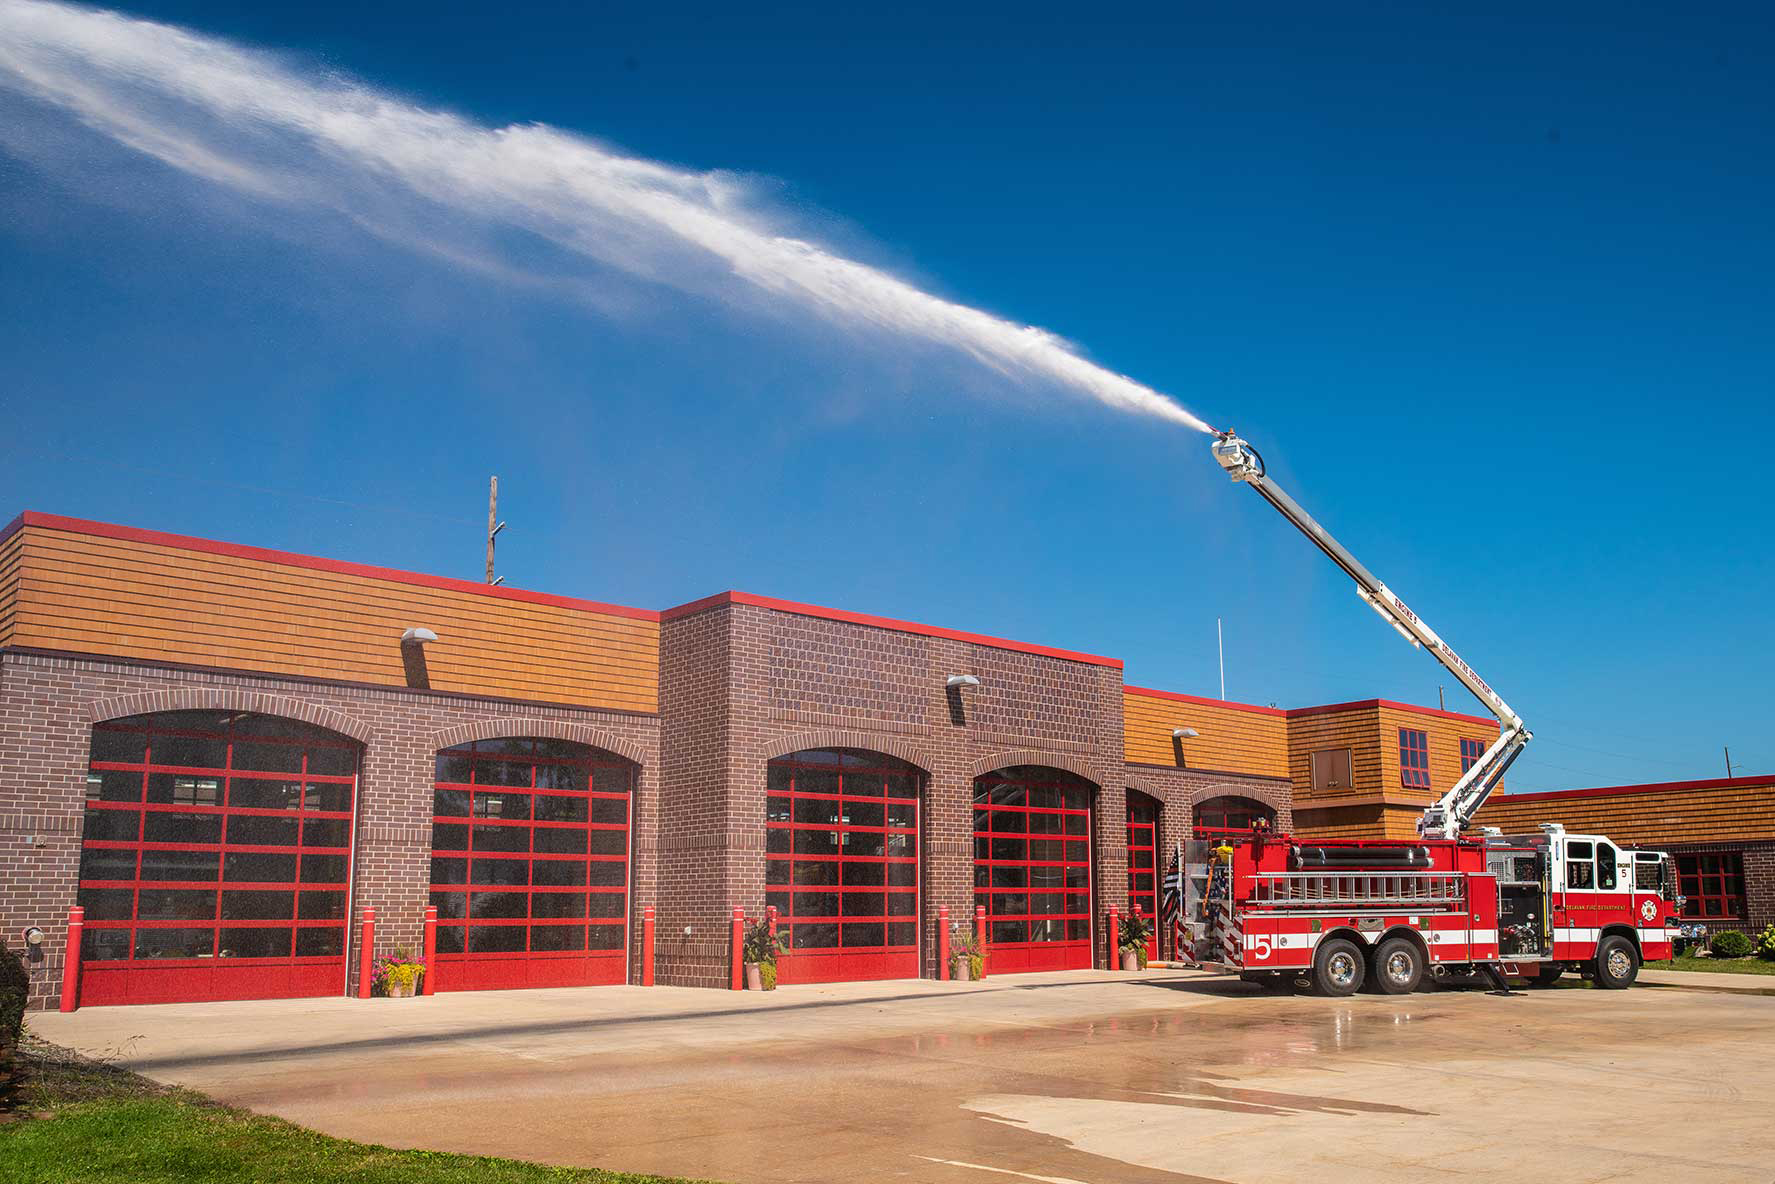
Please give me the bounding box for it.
[28,969,1773,1184]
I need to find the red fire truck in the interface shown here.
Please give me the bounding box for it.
[1181,433,1688,995]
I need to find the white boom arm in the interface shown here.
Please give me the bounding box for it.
[1210,431,1530,839]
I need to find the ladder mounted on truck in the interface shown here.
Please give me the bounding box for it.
[1210,431,1530,839]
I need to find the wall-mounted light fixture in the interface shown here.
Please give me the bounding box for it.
[22,926,43,947]
[946,674,981,689]
[1172,727,1199,769]
[400,627,438,689]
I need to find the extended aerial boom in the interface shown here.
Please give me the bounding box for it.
[1209,430,1529,839]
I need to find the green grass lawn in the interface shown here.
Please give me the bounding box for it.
[0,1038,715,1184]
[1647,953,1775,976]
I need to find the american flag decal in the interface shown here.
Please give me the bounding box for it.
[1160,848,1182,926]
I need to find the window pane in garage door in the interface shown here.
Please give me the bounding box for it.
[765,749,921,984]
[973,766,1094,974]
[428,739,632,991]
[75,711,359,1006]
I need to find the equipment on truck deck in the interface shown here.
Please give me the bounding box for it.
[1210,430,1527,840]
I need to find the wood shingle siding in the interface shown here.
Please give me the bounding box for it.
[1122,688,1287,777]
[1473,778,1775,846]
[0,525,23,649]
[0,516,660,713]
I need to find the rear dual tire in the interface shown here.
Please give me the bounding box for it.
[1370,937,1425,995]
[1313,938,1366,997]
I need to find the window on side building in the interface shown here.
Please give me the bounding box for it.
[1398,728,1431,789]
[1459,737,1485,774]
[1309,748,1354,793]
[1677,853,1745,919]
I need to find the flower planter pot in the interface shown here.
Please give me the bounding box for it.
[387,982,414,998]
[745,962,763,991]
[1121,949,1141,972]
[952,960,971,982]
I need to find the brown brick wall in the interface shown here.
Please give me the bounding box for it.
[0,650,658,1009]
[656,601,1139,985]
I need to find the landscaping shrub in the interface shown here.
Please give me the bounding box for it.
[1710,930,1753,959]
[1756,924,1775,961]
[1,944,27,1049]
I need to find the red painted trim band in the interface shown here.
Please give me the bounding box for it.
[1283,698,1498,727]
[16,511,661,622]
[1123,686,1284,717]
[662,590,1123,669]
[1486,775,1775,807]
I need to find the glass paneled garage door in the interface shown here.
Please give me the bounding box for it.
[75,711,358,1006]
[428,738,633,991]
[766,749,921,984]
[973,766,1094,974]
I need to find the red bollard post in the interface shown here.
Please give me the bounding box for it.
[766,905,778,941]
[421,905,437,996]
[357,907,376,999]
[938,904,950,981]
[1108,905,1120,970]
[641,906,655,986]
[730,906,745,991]
[974,904,987,978]
[59,905,84,1013]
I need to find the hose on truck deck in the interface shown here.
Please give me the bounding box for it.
[1290,845,1432,870]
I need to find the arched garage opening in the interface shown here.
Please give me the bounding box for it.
[766,748,922,984]
[974,765,1095,974]
[1126,789,1161,962]
[1194,795,1276,835]
[76,710,360,1006]
[428,737,634,991]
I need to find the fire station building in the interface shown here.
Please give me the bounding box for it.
[3,509,1706,1011]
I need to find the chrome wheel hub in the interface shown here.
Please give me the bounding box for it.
[1329,952,1357,987]
[1385,951,1413,983]
[1606,948,1632,979]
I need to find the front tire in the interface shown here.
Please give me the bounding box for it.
[1371,937,1424,995]
[1314,938,1366,997]
[1594,936,1639,990]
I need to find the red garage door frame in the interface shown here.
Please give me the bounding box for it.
[75,710,360,1007]
[428,738,634,992]
[974,766,1095,975]
[766,749,922,985]
[1127,791,1159,962]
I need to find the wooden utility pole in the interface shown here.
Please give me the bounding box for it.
[486,477,506,585]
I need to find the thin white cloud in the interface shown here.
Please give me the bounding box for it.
[0,0,1213,432]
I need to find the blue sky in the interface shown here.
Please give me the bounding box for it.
[1,2,1770,791]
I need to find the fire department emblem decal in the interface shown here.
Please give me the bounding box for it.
[1640,899,1658,923]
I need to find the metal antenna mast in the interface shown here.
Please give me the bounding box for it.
[486,476,507,586]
